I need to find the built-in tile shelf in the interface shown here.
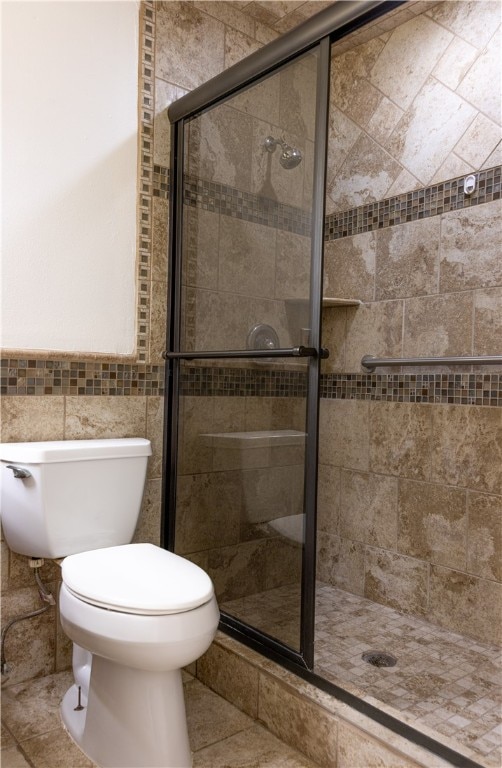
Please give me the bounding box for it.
[267,513,304,544]
[200,429,306,449]
[322,297,362,307]
[285,297,362,313]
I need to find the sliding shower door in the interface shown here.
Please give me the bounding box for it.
[165,40,330,668]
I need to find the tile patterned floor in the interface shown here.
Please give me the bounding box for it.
[223,582,502,768]
[1,670,321,768]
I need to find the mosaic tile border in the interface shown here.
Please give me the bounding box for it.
[0,359,163,397]
[321,372,502,407]
[179,365,307,398]
[136,1,156,362]
[325,165,501,240]
[3,360,501,406]
[152,164,501,240]
[153,167,312,236]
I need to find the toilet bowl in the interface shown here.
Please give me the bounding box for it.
[0,439,220,768]
[59,543,219,768]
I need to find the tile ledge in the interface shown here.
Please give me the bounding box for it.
[207,632,466,768]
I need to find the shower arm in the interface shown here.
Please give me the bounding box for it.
[264,136,287,153]
[263,135,302,168]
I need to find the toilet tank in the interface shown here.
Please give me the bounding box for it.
[0,438,152,559]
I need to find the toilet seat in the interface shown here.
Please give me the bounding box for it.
[62,543,214,615]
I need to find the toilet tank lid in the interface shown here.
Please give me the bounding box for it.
[0,438,152,464]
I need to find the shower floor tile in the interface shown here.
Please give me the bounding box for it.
[222,582,502,767]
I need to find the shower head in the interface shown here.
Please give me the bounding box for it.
[264,135,303,169]
[279,144,303,170]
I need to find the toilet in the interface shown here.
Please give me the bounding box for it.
[0,438,219,768]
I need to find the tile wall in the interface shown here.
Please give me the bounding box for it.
[0,393,165,685]
[326,0,501,212]
[177,44,316,354]
[318,0,502,646]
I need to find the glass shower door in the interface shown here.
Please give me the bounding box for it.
[165,42,330,667]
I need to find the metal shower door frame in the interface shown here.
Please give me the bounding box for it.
[162,0,397,672]
[164,44,329,671]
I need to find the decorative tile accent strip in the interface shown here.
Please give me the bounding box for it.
[182,174,312,236]
[153,166,312,236]
[321,373,502,407]
[180,365,308,398]
[137,1,156,361]
[0,359,164,397]
[153,164,501,241]
[152,164,169,198]
[325,165,501,241]
[2,361,501,405]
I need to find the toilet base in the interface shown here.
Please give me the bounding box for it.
[61,655,192,768]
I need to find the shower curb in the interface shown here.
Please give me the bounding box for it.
[195,631,482,768]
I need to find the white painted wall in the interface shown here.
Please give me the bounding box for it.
[1,1,139,355]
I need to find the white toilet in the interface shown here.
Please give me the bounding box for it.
[0,438,220,768]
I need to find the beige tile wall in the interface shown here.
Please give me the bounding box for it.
[323,201,502,373]
[0,394,164,685]
[327,0,501,212]
[152,0,279,168]
[318,2,502,647]
[317,398,502,645]
[182,220,310,352]
[183,54,316,205]
[178,54,315,353]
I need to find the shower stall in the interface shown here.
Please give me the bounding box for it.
[162,3,501,767]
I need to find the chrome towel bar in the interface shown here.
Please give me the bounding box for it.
[361,354,502,372]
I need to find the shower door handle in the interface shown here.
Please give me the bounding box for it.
[163,346,329,360]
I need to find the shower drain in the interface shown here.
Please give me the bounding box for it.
[362,651,397,668]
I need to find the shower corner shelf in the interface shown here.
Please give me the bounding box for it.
[285,297,361,308]
[322,297,362,307]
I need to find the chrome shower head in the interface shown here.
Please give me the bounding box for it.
[279,144,303,169]
[264,135,303,169]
